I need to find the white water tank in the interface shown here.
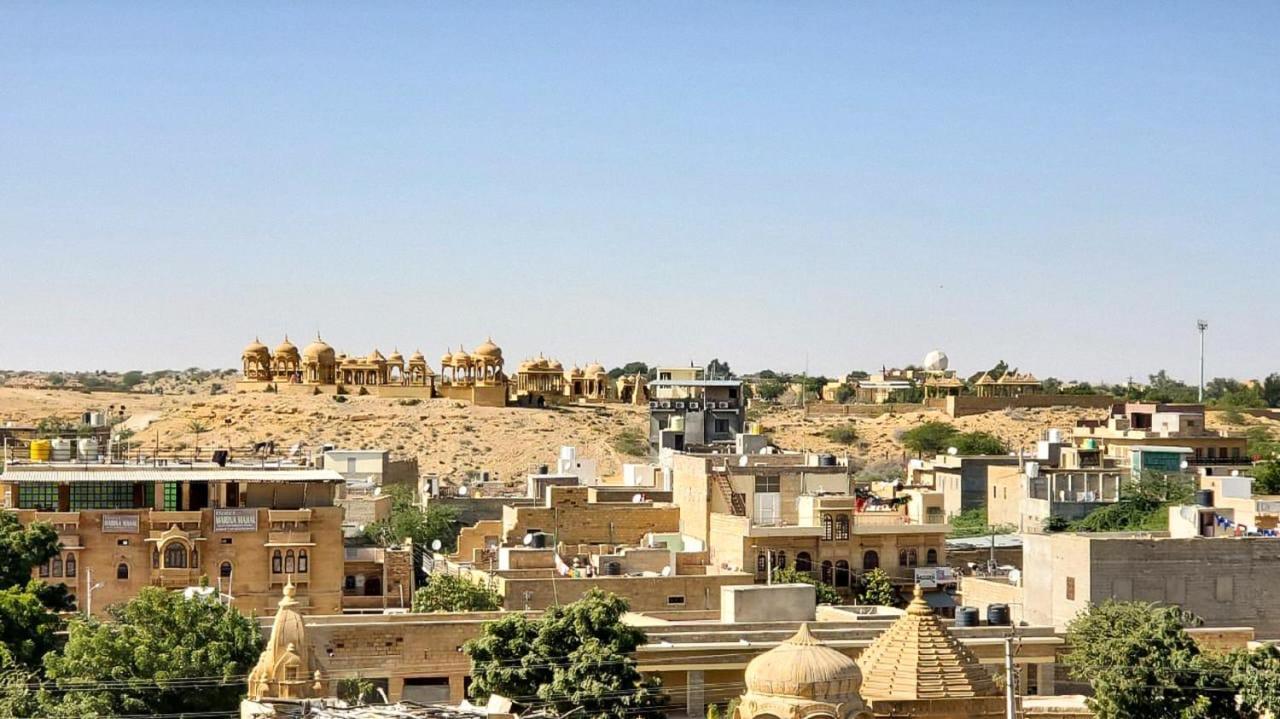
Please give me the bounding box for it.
[51,438,72,462]
[77,438,99,462]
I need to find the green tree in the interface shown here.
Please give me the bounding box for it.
[950,431,1007,455]
[1071,472,1195,533]
[413,574,503,612]
[705,359,733,379]
[0,514,61,591]
[0,651,39,719]
[608,362,651,380]
[34,415,72,438]
[120,370,145,389]
[337,675,378,705]
[823,424,857,446]
[771,565,840,605]
[40,587,262,717]
[1252,461,1280,495]
[1225,644,1280,718]
[1065,600,1235,719]
[0,583,61,669]
[1142,370,1199,403]
[947,507,1014,539]
[1263,373,1280,409]
[833,384,855,404]
[755,380,785,402]
[900,421,959,457]
[186,419,210,459]
[466,590,664,719]
[856,568,898,607]
[364,488,460,561]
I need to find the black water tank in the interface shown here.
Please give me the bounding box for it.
[605,562,622,576]
[538,464,550,475]
[819,454,836,466]
[1195,489,1214,507]
[988,603,1011,626]
[954,606,980,628]
[529,532,548,549]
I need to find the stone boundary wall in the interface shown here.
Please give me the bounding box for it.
[804,402,937,418]
[945,394,1116,418]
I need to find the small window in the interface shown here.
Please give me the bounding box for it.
[152,548,161,569]
[834,514,850,541]
[219,562,233,579]
[39,562,49,578]
[1066,577,1076,601]
[51,556,62,577]
[298,550,309,573]
[284,550,296,574]
[117,539,130,546]
[667,595,686,605]
[116,563,130,580]
[822,514,833,541]
[754,476,780,493]
[714,419,730,434]
[926,548,938,565]
[776,551,786,569]
[344,575,357,590]
[220,537,233,545]
[272,550,283,574]
[64,554,76,578]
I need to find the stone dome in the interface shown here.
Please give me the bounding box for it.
[744,623,861,702]
[569,365,584,378]
[449,348,471,366]
[440,350,454,366]
[473,338,503,359]
[923,350,949,372]
[387,349,404,365]
[243,338,270,360]
[585,362,607,376]
[409,350,426,363]
[367,349,386,364]
[274,336,299,358]
[303,336,335,363]
[548,359,564,372]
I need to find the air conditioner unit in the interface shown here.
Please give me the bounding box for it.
[688,402,700,410]
[660,401,672,409]
[675,402,685,409]
[649,401,660,409]
[718,401,730,409]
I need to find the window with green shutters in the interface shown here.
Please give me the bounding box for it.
[69,482,133,510]
[162,482,179,511]
[17,483,58,510]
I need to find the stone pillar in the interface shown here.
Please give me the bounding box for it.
[449,674,466,703]
[388,676,405,702]
[686,670,705,718]
[1036,663,1056,696]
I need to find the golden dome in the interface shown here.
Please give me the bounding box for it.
[518,359,536,373]
[242,338,270,359]
[303,335,335,363]
[367,349,386,364]
[450,347,472,365]
[440,350,454,366]
[387,349,404,365]
[274,336,299,358]
[409,350,426,363]
[585,362,607,376]
[855,586,997,701]
[473,337,503,359]
[548,359,564,372]
[569,365,584,378]
[532,356,550,370]
[744,623,861,702]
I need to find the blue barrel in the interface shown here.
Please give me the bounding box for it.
[954,606,980,627]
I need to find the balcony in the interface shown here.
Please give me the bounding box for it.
[268,509,313,524]
[153,567,198,589]
[266,530,314,547]
[148,510,204,528]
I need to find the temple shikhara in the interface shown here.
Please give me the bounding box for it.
[238,334,647,408]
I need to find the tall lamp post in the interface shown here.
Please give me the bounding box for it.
[1197,320,1208,402]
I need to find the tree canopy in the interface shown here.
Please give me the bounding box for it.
[856,568,898,607]
[771,566,840,605]
[950,431,1008,455]
[364,486,460,553]
[40,587,262,717]
[899,421,959,456]
[466,589,664,719]
[413,573,503,612]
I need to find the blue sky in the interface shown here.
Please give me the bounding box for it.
[1,3,1277,382]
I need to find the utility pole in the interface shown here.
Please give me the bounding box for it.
[85,568,104,619]
[1197,320,1208,402]
[1004,636,1017,719]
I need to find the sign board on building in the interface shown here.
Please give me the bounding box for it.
[102,514,140,533]
[913,566,957,589]
[213,508,258,532]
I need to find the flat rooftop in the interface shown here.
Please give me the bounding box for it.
[2,465,344,483]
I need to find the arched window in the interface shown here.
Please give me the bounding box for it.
[272,550,283,574]
[835,515,850,541]
[926,548,938,565]
[298,550,308,573]
[863,550,880,571]
[152,548,160,569]
[163,543,188,569]
[821,560,833,584]
[898,548,918,567]
[51,556,62,577]
[822,514,833,541]
[756,553,768,574]
[65,554,76,578]
[796,552,812,572]
[835,560,851,588]
[39,561,49,578]
[116,563,130,580]
[284,550,296,574]
[219,562,233,579]
[344,575,357,590]
[776,551,787,569]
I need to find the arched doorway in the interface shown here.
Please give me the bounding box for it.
[862,550,880,571]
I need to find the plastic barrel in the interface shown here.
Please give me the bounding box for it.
[987,603,1011,626]
[954,607,980,627]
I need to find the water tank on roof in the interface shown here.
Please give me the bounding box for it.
[529,532,548,549]
[29,439,51,462]
[605,562,622,576]
[1195,489,1214,507]
[987,604,1011,626]
[51,438,72,462]
[818,454,836,467]
[76,438,98,462]
[954,607,980,627]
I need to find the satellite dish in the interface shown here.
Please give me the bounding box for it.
[1180,460,1189,470]
[947,447,958,456]
[632,493,643,504]
[457,485,469,496]
[522,533,534,546]
[431,539,443,551]
[738,455,749,467]
[1232,469,1241,477]
[660,566,672,577]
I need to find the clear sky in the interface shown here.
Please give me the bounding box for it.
[2,3,1277,382]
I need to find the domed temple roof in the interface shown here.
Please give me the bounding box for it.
[744,623,861,702]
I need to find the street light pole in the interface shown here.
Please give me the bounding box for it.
[85,568,104,619]
[1197,320,1208,402]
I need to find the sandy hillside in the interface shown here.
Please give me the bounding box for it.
[4,386,1275,484]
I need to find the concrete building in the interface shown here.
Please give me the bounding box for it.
[907,454,1021,518]
[648,379,746,452]
[1072,402,1248,469]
